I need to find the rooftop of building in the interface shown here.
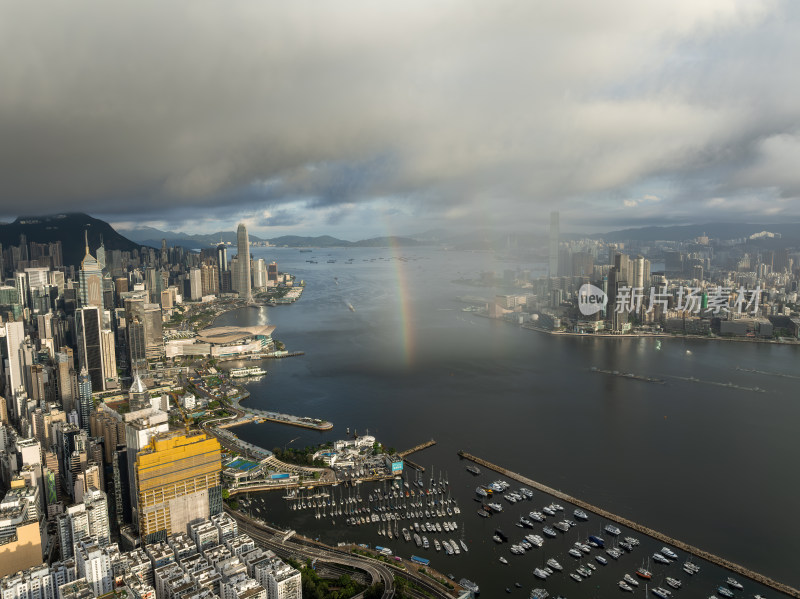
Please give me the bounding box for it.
[195,324,275,345]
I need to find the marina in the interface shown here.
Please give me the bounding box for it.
[458,450,800,598]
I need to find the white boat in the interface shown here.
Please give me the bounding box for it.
[534,568,549,579]
[546,558,562,571]
[619,581,633,592]
[623,574,639,587]
[499,556,508,564]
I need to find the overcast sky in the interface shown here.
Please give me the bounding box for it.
[1,1,798,239]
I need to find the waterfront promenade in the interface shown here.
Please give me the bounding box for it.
[459,451,800,598]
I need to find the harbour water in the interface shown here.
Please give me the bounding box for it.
[215,246,800,595]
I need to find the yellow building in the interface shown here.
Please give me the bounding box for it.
[0,486,43,577]
[135,431,222,543]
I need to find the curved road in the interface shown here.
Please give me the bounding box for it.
[228,508,462,599]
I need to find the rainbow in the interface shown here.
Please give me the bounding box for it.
[387,234,415,367]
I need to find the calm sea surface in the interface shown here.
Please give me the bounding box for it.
[215,247,800,596]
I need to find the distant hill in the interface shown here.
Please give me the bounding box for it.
[0,213,146,268]
[120,227,422,249]
[119,226,268,249]
[597,222,800,243]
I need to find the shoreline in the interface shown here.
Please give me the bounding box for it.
[519,323,800,345]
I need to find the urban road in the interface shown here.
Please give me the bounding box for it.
[227,508,461,599]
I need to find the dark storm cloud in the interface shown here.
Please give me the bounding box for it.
[1,1,798,234]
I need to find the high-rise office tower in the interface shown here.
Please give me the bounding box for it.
[79,232,103,310]
[236,223,251,302]
[77,367,92,433]
[217,243,228,273]
[549,211,559,277]
[75,307,104,391]
[267,261,278,282]
[3,321,25,415]
[134,431,222,543]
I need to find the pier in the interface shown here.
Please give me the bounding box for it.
[398,439,436,458]
[459,451,800,598]
[398,439,436,472]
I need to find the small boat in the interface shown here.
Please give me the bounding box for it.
[588,535,605,547]
[652,552,670,564]
[542,526,557,538]
[595,555,608,565]
[661,547,678,560]
[604,524,622,536]
[574,509,589,520]
[623,574,639,587]
[651,588,671,599]
[466,465,481,475]
[636,567,652,579]
[568,548,582,558]
[726,578,744,590]
[717,587,735,598]
[619,581,634,592]
[534,568,549,579]
[666,577,682,589]
[499,556,508,564]
[570,573,583,582]
[546,558,562,571]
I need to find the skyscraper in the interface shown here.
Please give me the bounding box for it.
[236,223,251,302]
[134,431,222,543]
[77,367,92,433]
[76,307,104,391]
[549,211,559,277]
[79,232,103,310]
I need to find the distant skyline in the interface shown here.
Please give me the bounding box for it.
[2,2,799,239]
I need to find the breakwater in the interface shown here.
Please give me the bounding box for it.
[459,451,799,598]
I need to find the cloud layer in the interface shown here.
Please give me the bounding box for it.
[1,1,798,235]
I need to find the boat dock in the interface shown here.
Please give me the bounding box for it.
[458,451,800,598]
[398,440,436,472]
[398,440,436,458]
